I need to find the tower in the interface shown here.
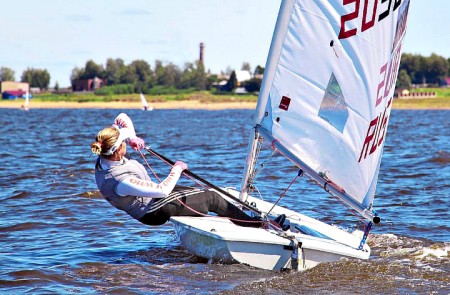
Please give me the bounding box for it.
[199,42,205,65]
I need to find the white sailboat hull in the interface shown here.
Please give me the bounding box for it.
[171,189,370,271]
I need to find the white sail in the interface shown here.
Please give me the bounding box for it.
[248,0,410,219]
[23,91,30,111]
[140,93,153,111]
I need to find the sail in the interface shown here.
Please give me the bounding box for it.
[24,91,30,110]
[140,93,149,108]
[253,0,410,214]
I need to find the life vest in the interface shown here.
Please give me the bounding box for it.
[95,157,153,220]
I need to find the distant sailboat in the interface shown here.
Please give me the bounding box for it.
[22,91,30,111]
[140,93,153,111]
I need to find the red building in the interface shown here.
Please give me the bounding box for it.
[72,77,105,92]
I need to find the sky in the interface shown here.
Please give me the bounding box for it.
[1,0,449,87]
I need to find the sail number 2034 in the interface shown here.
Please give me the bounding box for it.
[339,0,404,39]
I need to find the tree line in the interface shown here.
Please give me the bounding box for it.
[0,67,51,90]
[0,53,449,93]
[70,58,265,95]
[397,53,450,89]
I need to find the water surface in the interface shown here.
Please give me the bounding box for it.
[0,108,448,294]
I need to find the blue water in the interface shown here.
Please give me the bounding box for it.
[0,108,449,294]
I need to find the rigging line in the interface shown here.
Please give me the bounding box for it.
[144,148,207,189]
[247,139,276,191]
[140,150,254,225]
[253,148,276,180]
[145,147,263,215]
[139,150,161,182]
[142,149,263,225]
[267,170,302,216]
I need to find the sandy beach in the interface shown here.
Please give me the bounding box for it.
[0,100,257,110]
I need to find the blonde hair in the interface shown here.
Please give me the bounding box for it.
[90,127,120,157]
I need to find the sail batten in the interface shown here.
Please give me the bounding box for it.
[244,0,411,221]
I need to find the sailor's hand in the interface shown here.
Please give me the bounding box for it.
[129,137,145,151]
[174,161,188,171]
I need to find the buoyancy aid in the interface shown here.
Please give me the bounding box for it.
[95,157,154,220]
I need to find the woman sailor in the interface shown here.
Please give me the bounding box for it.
[91,113,263,227]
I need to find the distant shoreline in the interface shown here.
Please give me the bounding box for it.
[0,99,449,110]
[0,100,257,110]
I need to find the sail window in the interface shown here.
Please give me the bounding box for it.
[318,73,349,133]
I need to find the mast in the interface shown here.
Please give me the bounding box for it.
[240,0,295,200]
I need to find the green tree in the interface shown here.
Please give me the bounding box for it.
[129,59,152,83]
[425,53,448,85]
[161,63,181,87]
[448,58,450,76]
[0,67,15,81]
[54,81,60,91]
[225,71,237,92]
[195,60,206,90]
[81,60,104,79]
[155,60,180,87]
[400,54,427,84]
[179,62,197,89]
[21,68,50,89]
[206,74,218,91]
[105,58,125,85]
[396,69,411,89]
[70,67,83,85]
[244,77,262,93]
[120,66,138,84]
[254,65,265,76]
[154,60,165,86]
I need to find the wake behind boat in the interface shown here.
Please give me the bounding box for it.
[167,0,411,271]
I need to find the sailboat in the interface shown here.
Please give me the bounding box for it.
[140,93,153,111]
[22,91,30,111]
[170,0,411,270]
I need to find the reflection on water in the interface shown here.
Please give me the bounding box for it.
[0,109,449,294]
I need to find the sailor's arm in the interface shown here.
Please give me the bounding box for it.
[113,112,145,151]
[116,165,184,198]
[113,113,137,137]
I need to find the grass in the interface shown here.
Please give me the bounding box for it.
[393,88,450,109]
[31,91,257,103]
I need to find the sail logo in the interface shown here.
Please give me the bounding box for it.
[358,98,392,162]
[339,0,408,39]
[279,96,291,111]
